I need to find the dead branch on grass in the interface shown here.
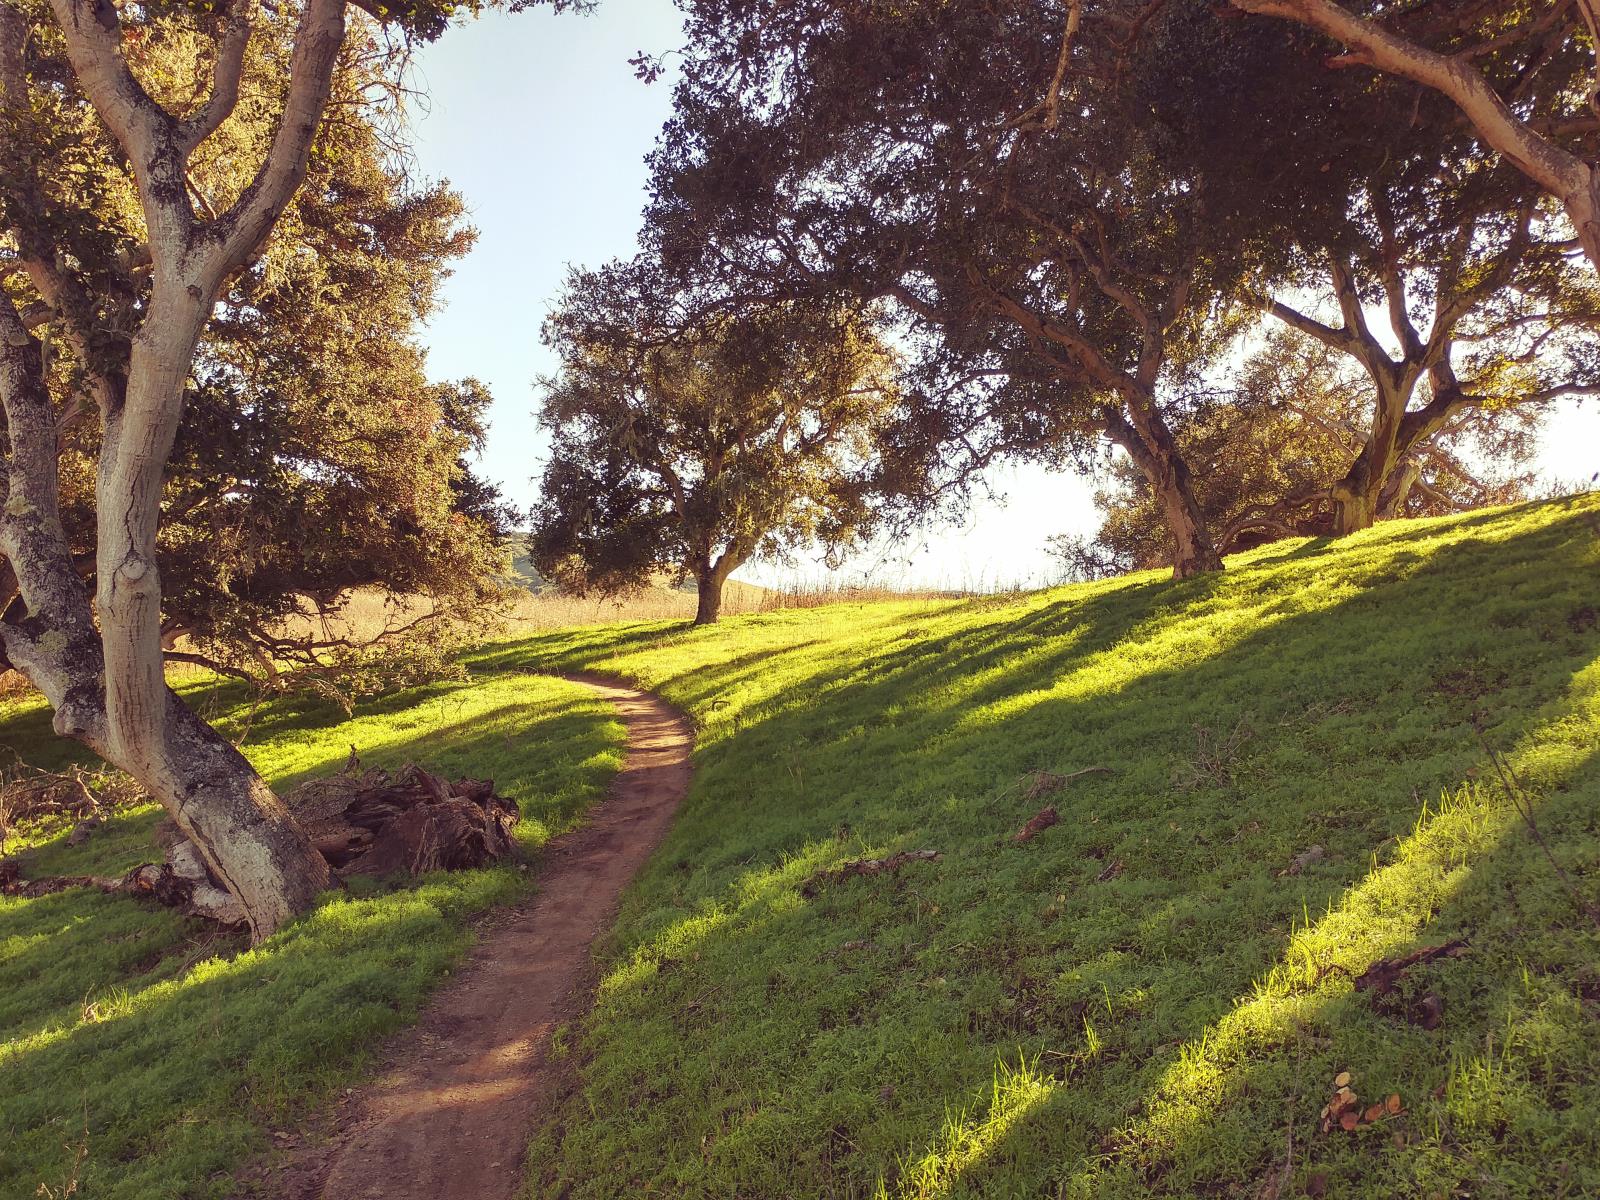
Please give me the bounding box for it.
[802,849,941,897]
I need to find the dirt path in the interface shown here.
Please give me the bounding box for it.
[266,675,692,1200]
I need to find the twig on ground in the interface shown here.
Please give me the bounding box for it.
[802,849,942,897]
[1477,733,1600,929]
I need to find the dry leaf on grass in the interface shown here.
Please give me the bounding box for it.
[1012,806,1059,844]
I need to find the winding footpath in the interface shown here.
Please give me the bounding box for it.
[269,675,693,1200]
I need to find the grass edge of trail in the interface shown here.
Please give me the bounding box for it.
[0,671,627,1200]
[508,495,1600,1200]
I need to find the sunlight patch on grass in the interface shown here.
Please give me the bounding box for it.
[884,1055,1058,1200]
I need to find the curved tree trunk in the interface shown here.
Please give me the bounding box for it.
[150,692,332,932]
[0,0,353,941]
[0,291,330,942]
[95,291,331,940]
[1155,455,1225,579]
[1104,401,1224,580]
[1328,368,1418,536]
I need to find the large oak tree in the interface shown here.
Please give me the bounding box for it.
[639,0,1457,577]
[0,0,566,938]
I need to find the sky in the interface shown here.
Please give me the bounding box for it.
[407,2,1600,590]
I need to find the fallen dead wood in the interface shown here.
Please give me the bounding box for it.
[0,841,247,927]
[1353,939,1469,998]
[286,762,518,877]
[802,849,941,897]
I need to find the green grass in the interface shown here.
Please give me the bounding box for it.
[475,495,1600,1199]
[0,672,626,1199]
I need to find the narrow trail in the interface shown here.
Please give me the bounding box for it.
[268,675,693,1200]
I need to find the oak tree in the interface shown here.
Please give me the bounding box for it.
[531,272,898,625]
[638,1,1261,577]
[1055,327,1548,576]
[0,0,565,938]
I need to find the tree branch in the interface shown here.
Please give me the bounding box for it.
[1229,0,1593,231]
[176,0,258,156]
[210,0,347,279]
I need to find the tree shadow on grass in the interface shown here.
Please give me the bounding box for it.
[524,500,1600,1199]
[921,719,1600,1200]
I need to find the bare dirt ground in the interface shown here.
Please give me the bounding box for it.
[258,675,692,1200]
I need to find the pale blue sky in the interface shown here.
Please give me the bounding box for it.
[408,3,1599,589]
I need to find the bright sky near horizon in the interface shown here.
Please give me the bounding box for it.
[408,2,1600,590]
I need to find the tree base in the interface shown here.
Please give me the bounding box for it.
[0,760,520,928]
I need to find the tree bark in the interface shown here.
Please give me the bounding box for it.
[1104,403,1224,579]
[1157,461,1225,579]
[693,566,727,625]
[142,692,331,932]
[1377,459,1422,519]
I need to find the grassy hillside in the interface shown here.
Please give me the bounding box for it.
[0,674,626,1199]
[479,496,1600,1199]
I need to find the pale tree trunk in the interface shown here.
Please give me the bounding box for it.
[1259,238,1476,539]
[1,287,332,938]
[0,0,350,939]
[97,289,333,931]
[1231,0,1600,274]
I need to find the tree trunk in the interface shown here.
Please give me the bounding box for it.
[1331,485,1378,535]
[1155,461,1225,579]
[0,0,352,942]
[1,288,330,942]
[148,691,332,935]
[694,568,725,625]
[1105,401,1223,579]
[1376,459,1422,519]
[1330,445,1383,535]
[96,291,331,939]
[1329,370,1417,536]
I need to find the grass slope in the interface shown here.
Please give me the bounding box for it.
[0,673,626,1199]
[485,496,1600,1199]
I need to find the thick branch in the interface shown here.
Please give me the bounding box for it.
[176,0,257,156]
[211,0,348,276]
[1230,0,1594,248]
